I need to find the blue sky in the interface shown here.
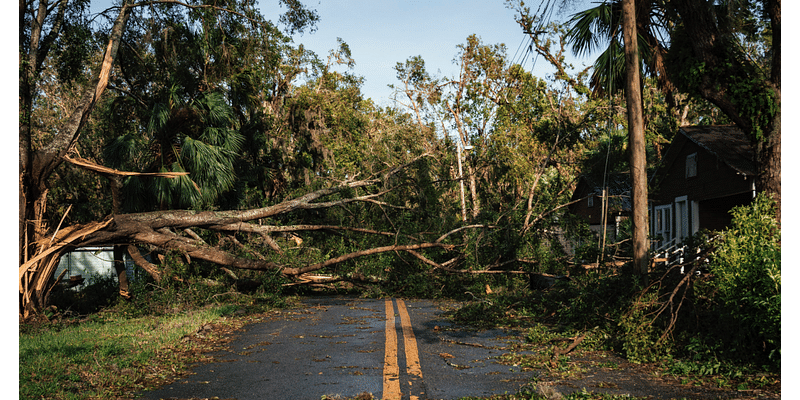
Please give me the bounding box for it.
[273,0,596,107]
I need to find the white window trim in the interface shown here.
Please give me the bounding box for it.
[675,196,689,243]
[654,204,673,247]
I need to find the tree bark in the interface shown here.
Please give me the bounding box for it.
[113,245,131,299]
[763,0,781,222]
[621,0,650,276]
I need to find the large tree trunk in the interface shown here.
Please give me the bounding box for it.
[621,0,650,276]
[759,109,781,222]
[17,178,457,318]
[19,2,133,317]
[762,0,781,222]
[113,246,131,299]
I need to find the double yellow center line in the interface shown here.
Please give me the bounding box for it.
[383,298,423,400]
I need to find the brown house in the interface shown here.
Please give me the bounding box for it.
[568,172,631,245]
[649,125,756,250]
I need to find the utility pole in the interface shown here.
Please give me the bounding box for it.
[621,0,650,276]
[457,143,467,222]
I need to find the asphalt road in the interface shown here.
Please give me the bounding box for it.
[138,296,539,400]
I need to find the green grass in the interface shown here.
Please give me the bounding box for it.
[19,306,238,400]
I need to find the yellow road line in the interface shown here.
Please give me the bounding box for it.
[383,299,400,400]
[396,299,423,400]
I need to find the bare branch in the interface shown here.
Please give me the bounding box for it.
[126,245,163,282]
[524,196,585,232]
[435,224,498,243]
[209,222,404,240]
[64,153,189,178]
[114,179,380,230]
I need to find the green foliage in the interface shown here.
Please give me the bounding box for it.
[665,4,777,141]
[616,289,672,363]
[105,90,243,212]
[103,249,288,318]
[699,193,781,366]
[524,323,562,345]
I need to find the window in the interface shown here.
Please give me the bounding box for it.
[654,205,672,248]
[686,153,697,178]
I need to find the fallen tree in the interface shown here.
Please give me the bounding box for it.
[19,158,463,318]
[20,157,592,319]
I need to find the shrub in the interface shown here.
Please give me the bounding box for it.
[702,193,780,367]
[49,272,121,315]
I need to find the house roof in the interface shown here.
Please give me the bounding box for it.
[678,125,755,176]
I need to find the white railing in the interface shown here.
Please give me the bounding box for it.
[651,234,719,274]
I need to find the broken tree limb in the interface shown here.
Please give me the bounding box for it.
[435,224,499,243]
[208,222,405,240]
[183,228,207,244]
[19,220,112,289]
[285,272,384,287]
[108,178,381,231]
[64,153,190,178]
[550,332,587,367]
[126,245,163,282]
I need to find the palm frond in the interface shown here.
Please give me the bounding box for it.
[180,136,237,201]
[104,133,144,169]
[147,102,172,134]
[566,1,621,57]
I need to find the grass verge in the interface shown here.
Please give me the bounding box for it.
[19,305,248,400]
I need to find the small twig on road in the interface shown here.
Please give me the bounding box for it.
[550,332,587,368]
[439,337,509,351]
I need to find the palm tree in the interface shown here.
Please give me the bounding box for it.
[105,88,243,212]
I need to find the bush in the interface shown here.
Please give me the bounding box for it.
[49,273,121,315]
[702,193,780,366]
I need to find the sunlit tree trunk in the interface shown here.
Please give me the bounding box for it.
[621,0,649,276]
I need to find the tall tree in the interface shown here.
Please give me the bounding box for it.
[620,0,649,276]
[507,0,650,274]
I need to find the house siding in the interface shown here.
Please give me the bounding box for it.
[54,247,142,291]
[571,190,604,225]
[651,135,751,206]
[699,191,753,232]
